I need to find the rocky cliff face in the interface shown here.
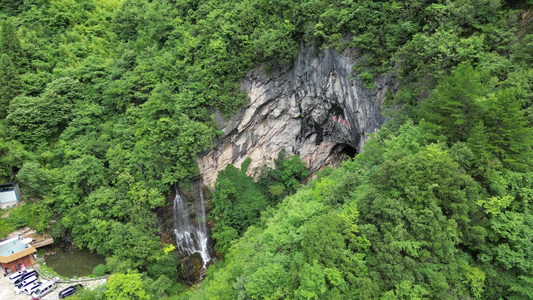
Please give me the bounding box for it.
[198,46,395,186]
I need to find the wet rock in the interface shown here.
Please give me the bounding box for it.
[177,252,207,285]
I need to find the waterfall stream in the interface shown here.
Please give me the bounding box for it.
[173,180,211,269]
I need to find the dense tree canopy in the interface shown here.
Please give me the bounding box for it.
[0,0,532,299]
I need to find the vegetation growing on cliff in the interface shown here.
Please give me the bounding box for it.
[1,0,533,299]
[188,119,533,299]
[210,151,310,255]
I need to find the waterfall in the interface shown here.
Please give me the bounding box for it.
[173,180,211,269]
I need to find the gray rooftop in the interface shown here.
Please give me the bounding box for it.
[0,239,29,256]
[0,190,17,204]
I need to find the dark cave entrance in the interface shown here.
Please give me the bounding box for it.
[341,144,358,158]
[331,143,358,159]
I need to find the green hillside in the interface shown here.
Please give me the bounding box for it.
[1,0,532,298]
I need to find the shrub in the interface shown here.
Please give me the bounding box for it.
[92,264,110,277]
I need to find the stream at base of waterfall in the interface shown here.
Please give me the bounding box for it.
[173,179,211,270]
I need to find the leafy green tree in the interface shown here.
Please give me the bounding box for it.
[147,251,179,280]
[0,19,23,65]
[0,218,15,239]
[466,121,491,164]
[257,149,310,200]
[481,89,533,170]
[210,225,238,255]
[53,155,107,209]
[0,138,35,181]
[301,213,354,269]
[512,34,533,66]
[92,264,110,277]
[294,261,328,300]
[244,263,290,300]
[358,145,479,297]
[16,161,60,196]
[105,271,151,300]
[147,275,173,298]
[381,280,430,300]
[0,1,25,15]
[0,54,20,117]
[418,62,486,144]
[67,286,106,300]
[104,222,161,271]
[110,0,141,42]
[210,160,268,254]
[7,77,81,146]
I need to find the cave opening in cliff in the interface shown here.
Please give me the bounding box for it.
[340,144,358,158]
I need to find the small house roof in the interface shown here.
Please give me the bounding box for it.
[0,237,37,264]
[0,190,17,204]
[0,182,20,205]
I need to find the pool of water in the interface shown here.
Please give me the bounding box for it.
[44,248,105,278]
[0,238,29,256]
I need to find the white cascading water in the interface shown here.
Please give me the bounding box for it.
[173,180,210,269]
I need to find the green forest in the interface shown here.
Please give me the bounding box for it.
[1,0,533,299]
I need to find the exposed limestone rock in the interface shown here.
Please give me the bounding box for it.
[198,46,395,186]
